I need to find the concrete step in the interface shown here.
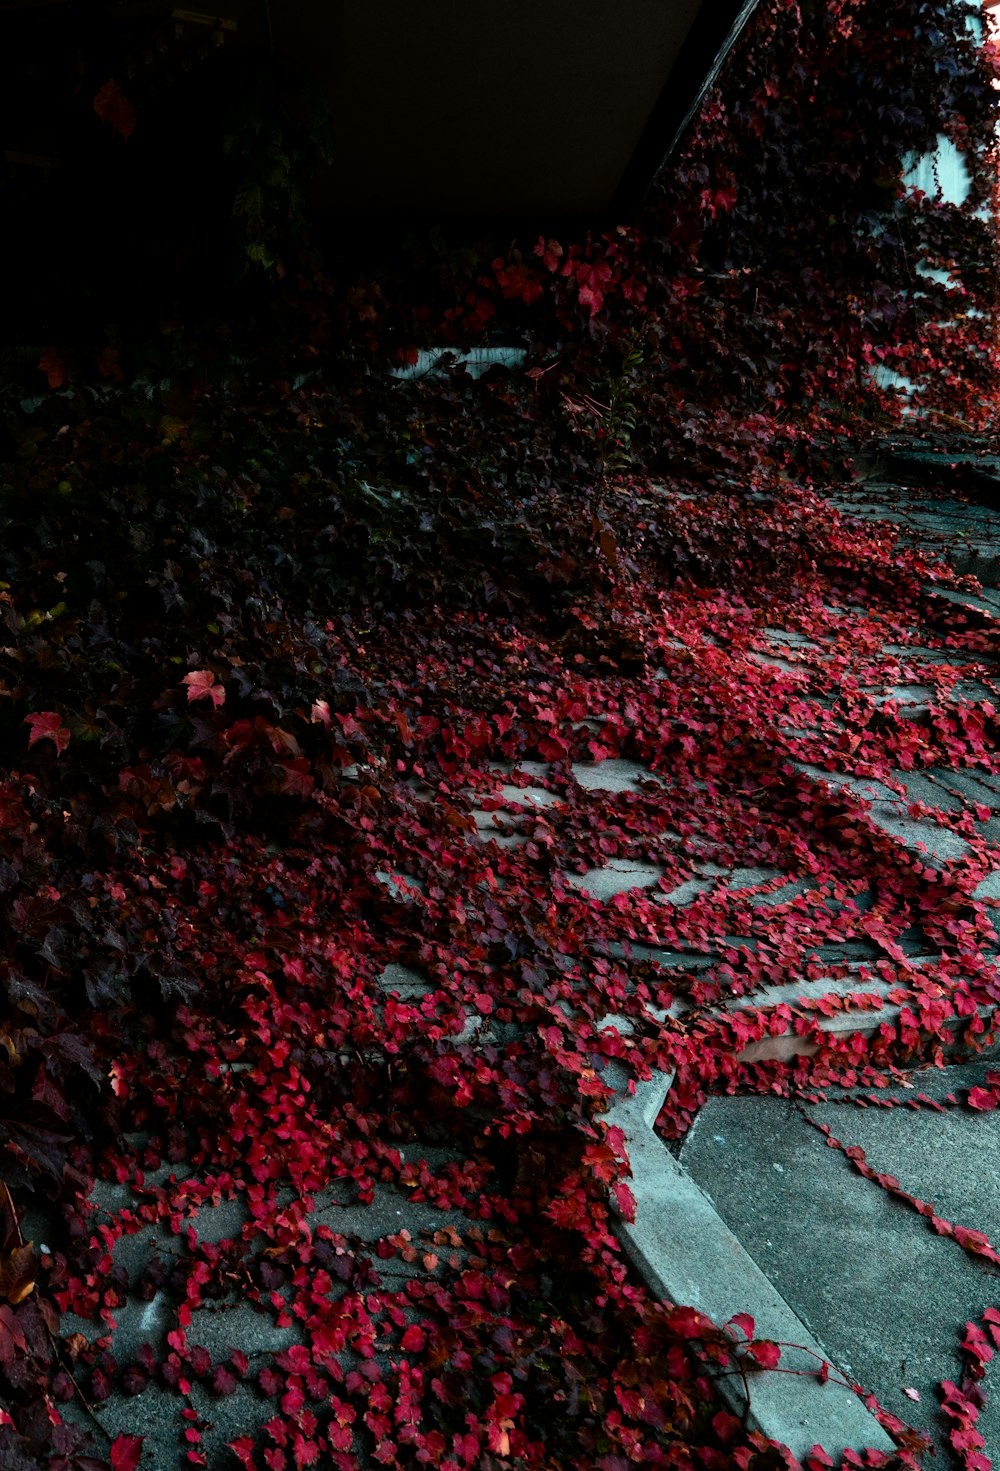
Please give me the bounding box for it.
[678,1056,1000,1461]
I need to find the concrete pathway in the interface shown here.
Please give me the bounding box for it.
[680,1055,1000,1462]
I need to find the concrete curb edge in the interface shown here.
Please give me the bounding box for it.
[602,998,1000,1460]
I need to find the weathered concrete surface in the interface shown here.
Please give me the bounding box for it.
[607,1072,895,1457]
[832,472,1000,582]
[566,858,665,898]
[929,583,1000,619]
[571,756,668,792]
[795,762,974,867]
[680,1058,1000,1460]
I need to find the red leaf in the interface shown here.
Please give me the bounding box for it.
[280,760,315,799]
[94,79,136,139]
[110,1434,144,1471]
[953,1225,999,1260]
[293,1434,319,1467]
[577,282,605,317]
[666,1305,713,1339]
[182,670,226,708]
[0,1304,27,1365]
[38,347,67,389]
[962,1322,995,1365]
[952,1426,985,1453]
[745,1339,781,1369]
[611,1180,635,1221]
[24,711,71,755]
[212,1365,239,1396]
[727,1312,755,1341]
[399,1324,426,1352]
[712,1410,744,1444]
[534,236,563,272]
[968,1086,999,1112]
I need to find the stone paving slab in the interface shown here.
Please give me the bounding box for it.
[832,474,1000,581]
[466,774,563,846]
[794,756,1000,904]
[927,583,1000,620]
[376,964,485,1042]
[794,762,977,867]
[748,651,810,678]
[373,868,428,901]
[679,1057,1000,1461]
[566,858,665,899]
[495,785,559,808]
[830,467,1000,626]
[56,1153,478,1469]
[571,757,670,793]
[880,642,995,666]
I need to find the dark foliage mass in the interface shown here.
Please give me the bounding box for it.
[1,1,999,1467]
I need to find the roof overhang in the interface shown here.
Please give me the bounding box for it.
[260,0,762,219]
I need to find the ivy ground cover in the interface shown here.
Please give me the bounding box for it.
[3,368,1000,1471]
